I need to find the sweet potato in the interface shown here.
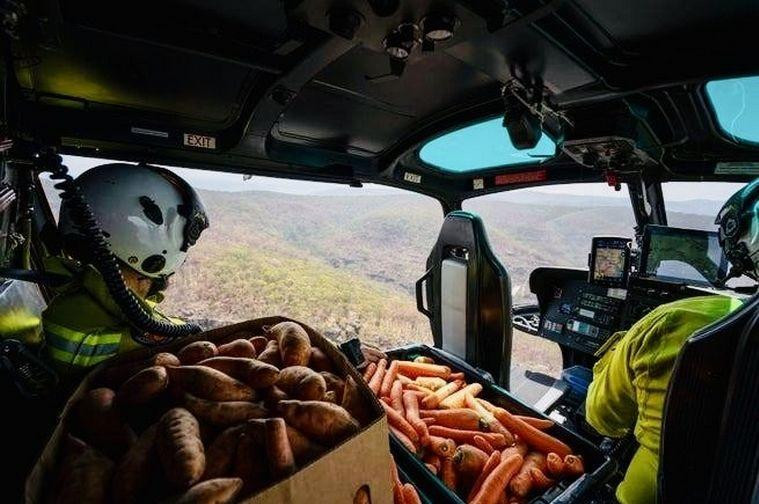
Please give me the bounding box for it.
[286,425,326,465]
[276,365,327,400]
[264,418,296,479]
[167,365,255,401]
[249,336,269,354]
[177,341,218,365]
[341,375,370,426]
[171,478,243,504]
[203,424,246,480]
[233,431,268,493]
[267,321,311,367]
[277,399,360,444]
[99,352,180,388]
[263,385,290,406]
[55,435,114,504]
[198,356,280,389]
[112,424,158,504]
[157,408,205,488]
[218,338,257,359]
[258,339,282,367]
[321,371,346,403]
[117,365,168,405]
[70,387,136,458]
[183,392,269,426]
[309,346,336,373]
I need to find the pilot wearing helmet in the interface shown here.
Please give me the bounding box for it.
[42,163,209,372]
[585,179,758,504]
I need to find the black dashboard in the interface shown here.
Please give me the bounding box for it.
[529,268,715,356]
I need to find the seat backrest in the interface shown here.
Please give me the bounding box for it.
[416,211,513,387]
[658,294,759,503]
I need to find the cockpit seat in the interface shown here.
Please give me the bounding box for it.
[658,294,759,503]
[416,211,513,387]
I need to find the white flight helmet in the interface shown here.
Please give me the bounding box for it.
[58,163,209,279]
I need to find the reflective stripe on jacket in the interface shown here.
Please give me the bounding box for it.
[585,295,743,504]
[41,256,178,371]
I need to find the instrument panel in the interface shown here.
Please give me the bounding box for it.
[539,278,626,354]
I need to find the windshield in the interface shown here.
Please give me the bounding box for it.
[706,76,759,144]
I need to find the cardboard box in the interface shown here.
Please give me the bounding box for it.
[26,316,393,504]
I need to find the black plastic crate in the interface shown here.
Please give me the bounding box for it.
[396,461,434,504]
[386,344,616,504]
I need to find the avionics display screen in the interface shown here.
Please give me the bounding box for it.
[590,237,631,287]
[641,225,729,287]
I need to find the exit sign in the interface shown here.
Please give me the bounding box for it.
[183,133,216,149]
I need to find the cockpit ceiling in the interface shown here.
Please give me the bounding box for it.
[5,0,759,195]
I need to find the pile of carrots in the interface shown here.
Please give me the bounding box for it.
[363,356,586,504]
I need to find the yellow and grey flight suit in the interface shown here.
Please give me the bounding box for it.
[585,295,743,504]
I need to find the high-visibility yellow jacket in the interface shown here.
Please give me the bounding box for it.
[586,295,743,504]
[41,257,178,372]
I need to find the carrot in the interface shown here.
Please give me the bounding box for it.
[390,459,406,504]
[465,393,514,445]
[368,359,388,394]
[473,435,495,454]
[440,457,457,492]
[478,400,572,458]
[509,452,546,497]
[402,484,422,504]
[421,379,463,409]
[530,467,555,490]
[404,383,435,396]
[423,452,442,472]
[449,372,465,381]
[380,361,400,398]
[396,373,413,385]
[402,392,429,442]
[426,435,456,458]
[415,376,448,391]
[424,463,438,475]
[467,451,501,502]
[502,441,528,460]
[439,383,483,409]
[396,361,452,380]
[390,424,417,453]
[381,400,420,444]
[390,380,405,415]
[563,454,585,477]
[546,452,565,477]
[419,409,485,431]
[363,362,377,382]
[516,415,554,430]
[428,426,508,449]
[470,454,524,504]
[421,417,436,425]
[452,444,488,479]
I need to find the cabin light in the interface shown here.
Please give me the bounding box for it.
[383,23,419,60]
[422,13,457,42]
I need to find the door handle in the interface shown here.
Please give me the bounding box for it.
[416,268,433,318]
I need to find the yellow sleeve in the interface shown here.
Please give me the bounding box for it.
[585,311,668,438]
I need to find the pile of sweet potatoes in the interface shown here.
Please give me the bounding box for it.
[363,356,586,504]
[50,322,370,504]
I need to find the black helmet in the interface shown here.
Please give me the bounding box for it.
[715,178,759,280]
